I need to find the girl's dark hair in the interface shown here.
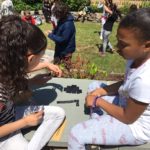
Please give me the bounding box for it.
[26,24,47,55]
[119,8,150,41]
[52,1,70,20]
[111,3,122,19]
[105,0,113,8]
[129,4,138,13]
[0,15,28,96]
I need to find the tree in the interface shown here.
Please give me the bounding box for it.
[62,0,91,11]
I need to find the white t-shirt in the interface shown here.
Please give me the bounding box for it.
[118,59,150,142]
[1,0,13,16]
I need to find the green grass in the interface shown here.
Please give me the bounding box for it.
[40,21,126,74]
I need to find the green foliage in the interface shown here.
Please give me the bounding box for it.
[62,0,90,11]
[119,1,150,15]
[60,55,109,80]
[119,3,130,15]
[88,63,98,76]
[13,0,91,12]
[13,0,42,13]
[90,5,102,13]
[40,21,126,76]
[140,1,150,8]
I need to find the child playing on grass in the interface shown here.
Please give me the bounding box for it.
[0,15,65,150]
[47,1,76,66]
[68,8,150,149]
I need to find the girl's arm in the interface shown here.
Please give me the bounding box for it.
[90,80,123,96]
[86,95,147,124]
[98,97,147,124]
[0,119,27,138]
[104,5,112,14]
[28,61,62,77]
[0,111,43,138]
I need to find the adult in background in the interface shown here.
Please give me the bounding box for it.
[1,0,13,16]
[42,0,51,23]
[47,1,76,66]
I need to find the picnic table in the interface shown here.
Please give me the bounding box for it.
[23,78,150,150]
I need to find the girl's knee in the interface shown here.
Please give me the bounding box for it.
[55,106,66,119]
[44,106,65,120]
[69,123,82,139]
[88,81,106,93]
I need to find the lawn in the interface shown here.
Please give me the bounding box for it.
[40,21,126,75]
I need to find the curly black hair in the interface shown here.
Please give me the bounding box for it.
[52,1,70,21]
[0,15,29,97]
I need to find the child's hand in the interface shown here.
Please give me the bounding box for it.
[47,63,62,77]
[85,94,96,107]
[45,30,52,36]
[24,111,44,127]
[90,88,102,96]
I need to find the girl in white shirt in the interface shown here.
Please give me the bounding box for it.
[0,16,65,150]
[68,8,150,149]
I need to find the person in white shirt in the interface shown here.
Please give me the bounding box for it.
[68,8,150,149]
[1,0,13,16]
[97,0,112,40]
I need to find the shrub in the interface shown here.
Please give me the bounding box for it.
[59,55,108,80]
[119,3,130,15]
[140,1,150,8]
[13,0,42,13]
[62,0,90,11]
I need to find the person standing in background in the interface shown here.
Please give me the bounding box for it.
[97,0,112,40]
[47,1,76,66]
[42,0,51,23]
[1,0,13,16]
[22,10,36,25]
[100,3,121,56]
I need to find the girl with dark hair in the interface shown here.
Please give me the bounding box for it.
[0,15,65,150]
[97,0,113,40]
[47,1,76,65]
[100,3,121,56]
[26,24,62,77]
[129,4,138,13]
[42,0,51,23]
[68,8,150,149]
[50,0,61,29]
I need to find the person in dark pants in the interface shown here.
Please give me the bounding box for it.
[42,0,51,23]
[47,2,76,66]
[100,4,121,56]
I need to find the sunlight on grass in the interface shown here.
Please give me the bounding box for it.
[40,21,126,74]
